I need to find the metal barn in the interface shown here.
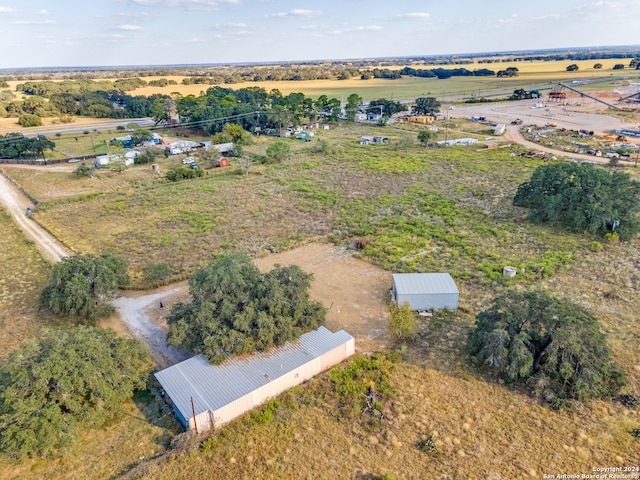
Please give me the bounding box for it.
[155,326,355,432]
[392,273,459,310]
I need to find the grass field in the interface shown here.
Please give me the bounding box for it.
[1,103,639,478]
[0,210,49,359]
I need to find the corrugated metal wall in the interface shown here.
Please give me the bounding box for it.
[207,348,352,430]
[397,292,458,310]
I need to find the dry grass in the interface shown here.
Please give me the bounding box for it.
[120,361,639,480]
[0,210,49,359]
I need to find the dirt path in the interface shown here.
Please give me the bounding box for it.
[502,124,633,165]
[0,173,70,262]
[112,283,192,367]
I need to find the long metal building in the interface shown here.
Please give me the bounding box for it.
[155,326,355,432]
[392,273,459,310]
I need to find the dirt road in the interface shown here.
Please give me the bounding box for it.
[0,173,70,262]
[112,284,192,367]
[452,101,638,165]
[0,170,188,365]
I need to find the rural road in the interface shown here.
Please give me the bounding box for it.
[0,172,70,262]
[0,171,186,366]
[1,117,155,138]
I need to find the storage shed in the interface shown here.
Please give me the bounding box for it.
[155,326,355,432]
[392,273,459,310]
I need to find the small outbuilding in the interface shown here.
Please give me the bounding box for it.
[392,273,459,311]
[155,326,355,432]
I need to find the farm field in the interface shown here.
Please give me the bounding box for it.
[0,94,639,477]
[3,59,639,108]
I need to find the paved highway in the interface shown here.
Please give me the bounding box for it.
[0,118,155,137]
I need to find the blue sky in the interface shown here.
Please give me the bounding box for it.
[0,0,639,68]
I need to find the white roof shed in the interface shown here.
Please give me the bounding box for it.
[392,273,459,311]
[155,326,355,432]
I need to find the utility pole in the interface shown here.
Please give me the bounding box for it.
[445,109,449,144]
[37,135,47,164]
[191,396,199,434]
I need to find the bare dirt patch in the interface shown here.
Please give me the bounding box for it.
[254,242,391,353]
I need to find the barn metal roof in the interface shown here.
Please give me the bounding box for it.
[155,326,353,420]
[392,273,459,295]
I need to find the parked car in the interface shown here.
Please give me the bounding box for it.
[182,157,195,165]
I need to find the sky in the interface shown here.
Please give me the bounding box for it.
[0,0,639,69]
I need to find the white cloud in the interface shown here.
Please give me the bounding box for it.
[267,9,322,18]
[394,12,430,19]
[348,25,383,32]
[116,12,153,19]
[0,6,18,13]
[37,9,49,15]
[127,0,240,10]
[114,24,143,30]
[219,21,247,27]
[12,19,57,25]
[573,0,622,10]
[188,37,206,43]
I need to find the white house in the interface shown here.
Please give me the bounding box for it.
[95,150,139,167]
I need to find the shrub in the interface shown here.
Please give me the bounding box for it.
[165,165,204,182]
[18,114,42,127]
[73,164,95,178]
[266,141,290,164]
[142,262,171,283]
[388,301,417,340]
[590,241,603,252]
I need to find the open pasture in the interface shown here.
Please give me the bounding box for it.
[1,109,639,479]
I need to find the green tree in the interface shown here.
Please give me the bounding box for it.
[167,253,326,364]
[266,141,290,163]
[566,64,579,72]
[593,63,603,69]
[513,163,640,240]
[18,113,42,127]
[413,97,441,116]
[417,129,436,145]
[39,254,129,321]
[612,64,625,70]
[0,326,151,459]
[388,301,417,340]
[344,93,362,121]
[468,291,625,404]
[129,129,154,145]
